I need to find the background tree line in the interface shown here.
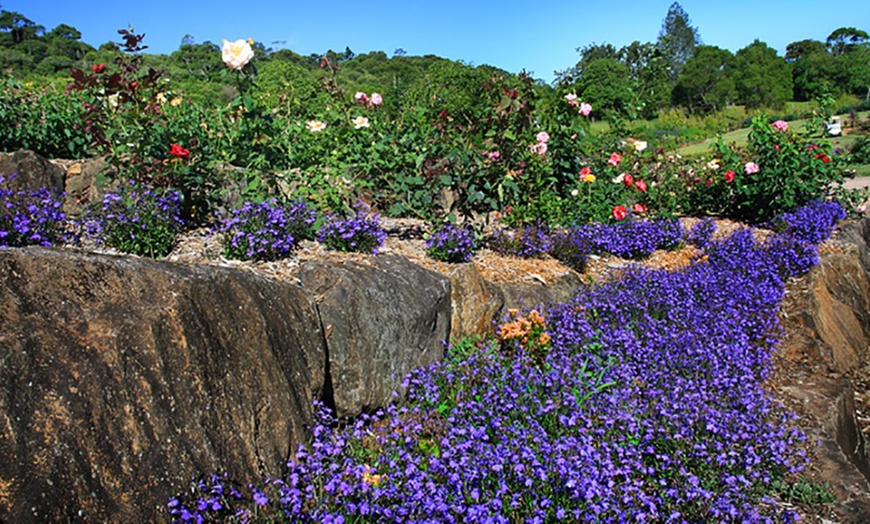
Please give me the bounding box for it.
[0,2,867,121]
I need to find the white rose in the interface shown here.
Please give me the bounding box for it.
[222,39,254,70]
[352,116,370,129]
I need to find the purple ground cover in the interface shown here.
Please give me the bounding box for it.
[169,201,846,523]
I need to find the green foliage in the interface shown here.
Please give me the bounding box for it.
[0,78,91,157]
[672,46,736,113]
[711,117,852,222]
[850,135,870,164]
[733,40,793,110]
[576,59,634,118]
[771,477,836,506]
[657,2,701,81]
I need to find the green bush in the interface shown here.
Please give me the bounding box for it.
[851,135,870,164]
[712,117,854,222]
[0,78,91,158]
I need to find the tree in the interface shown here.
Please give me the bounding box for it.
[555,42,619,84]
[576,58,633,117]
[672,45,736,113]
[657,2,701,82]
[733,40,792,109]
[0,9,44,44]
[827,27,869,56]
[790,48,837,101]
[785,39,826,62]
[621,41,671,118]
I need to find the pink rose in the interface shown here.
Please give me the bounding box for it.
[773,120,788,132]
[608,152,622,166]
[623,173,634,187]
[579,102,592,116]
[635,180,648,192]
[632,203,648,214]
[536,131,550,144]
[354,92,369,105]
[530,142,548,156]
[744,162,759,174]
[371,92,383,106]
[564,93,578,106]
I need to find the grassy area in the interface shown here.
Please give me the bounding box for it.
[677,110,870,157]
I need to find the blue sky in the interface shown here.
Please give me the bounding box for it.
[6,1,869,83]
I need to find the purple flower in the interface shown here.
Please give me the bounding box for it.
[317,210,386,254]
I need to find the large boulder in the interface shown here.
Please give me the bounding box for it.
[298,255,451,418]
[0,150,65,193]
[0,247,326,522]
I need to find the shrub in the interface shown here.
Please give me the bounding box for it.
[713,117,852,222]
[79,181,185,257]
[317,210,386,254]
[217,199,317,261]
[424,222,478,263]
[0,174,66,247]
[850,135,870,165]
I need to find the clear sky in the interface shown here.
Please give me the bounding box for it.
[5,0,870,83]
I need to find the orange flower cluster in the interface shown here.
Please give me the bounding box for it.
[498,309,551,355]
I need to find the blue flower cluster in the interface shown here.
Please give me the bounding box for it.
[768,199,846,245]
[548,227,591,272]
[489,219,684,263]
[487,222,551,258]
[169,201,843,522]
[79,181,185,258]
[217,199,317,261]
[424,223,478,263]
[0,174,66,247]
[581,218,684,259]
[318,211,386,254]
[685,218,717,250]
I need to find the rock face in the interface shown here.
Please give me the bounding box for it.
[447,264,504,343]
[781,377,870,521]
[298,255,451,418]
[0,247,327,522]
[0,150,65,193]
[803,251,870,372]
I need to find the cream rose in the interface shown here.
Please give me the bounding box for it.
[222,39,255,70]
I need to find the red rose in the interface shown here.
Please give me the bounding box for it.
[816,152,830,163]
[92,63,106,74]
[623,174,634,187]
[632,203,648,214]
[169,143,190,159]
[579,166,592,176]
[723,170,735,183]
[612,205,627,221]
[129,81,139,90]
[635,180,648,192]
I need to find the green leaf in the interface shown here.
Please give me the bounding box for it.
[439,174,453,185]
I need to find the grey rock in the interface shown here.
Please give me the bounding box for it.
[298,254,451,418]
[0,150,65,193]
